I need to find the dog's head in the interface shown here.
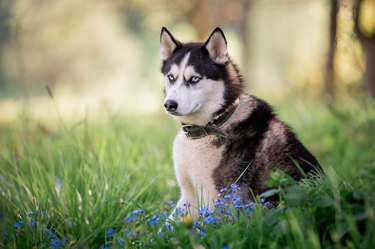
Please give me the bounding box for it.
[160,27,242,126]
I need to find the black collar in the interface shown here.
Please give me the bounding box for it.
[181,100,238,140]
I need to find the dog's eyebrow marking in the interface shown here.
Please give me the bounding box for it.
[184,66,200,80]
[169,64,179,77]
[175,52,191,85]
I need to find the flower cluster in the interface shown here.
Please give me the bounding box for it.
[6,210,69,249]
[99,184,271,248]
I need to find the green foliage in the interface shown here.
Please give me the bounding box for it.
[0,100,374,248]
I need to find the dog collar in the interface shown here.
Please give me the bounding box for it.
[181,99,239,140]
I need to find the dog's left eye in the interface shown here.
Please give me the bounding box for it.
[167,74,175,82]
[190,76,201,84]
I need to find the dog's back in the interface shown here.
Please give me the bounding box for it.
[212,94,320,199]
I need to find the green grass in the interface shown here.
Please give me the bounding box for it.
[0,98,374,248]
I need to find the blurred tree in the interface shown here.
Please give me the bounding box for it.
[186,0,251,75]
[0,0,13,89]
[324,0,339,100]
[353,0,375,97]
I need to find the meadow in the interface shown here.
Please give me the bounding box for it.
[0,97,374,248]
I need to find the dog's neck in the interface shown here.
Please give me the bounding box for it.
[181,98,239,139]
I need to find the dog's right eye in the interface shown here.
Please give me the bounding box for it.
[167,74,175,82]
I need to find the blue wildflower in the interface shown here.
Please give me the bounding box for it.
[219,187,227,193]
[14,221,24,230]
[56,179,63,187]
[31,218,38,227]
[165,223,173,231]
[260,197,265,203]
[100,243,111,249]
[224,194,233,200]
[234,198,242,209]
[199,229,206,236]
[27,211,34,217]
[215,198,225,206]
[124,208,144,223]
[193,222,200,229]
[146,214,159,226]
[41,211,49,217]
[230,183,239,191]
[117,238,125,246]
[123,229,138,238]
[106,228,115,237]
[173,207,185,217]
[166,201,176,207]
[199,206,213,217]
[161,210,168,220]
[50,239,63,249]
[203,216,215,225]
[132,209,144,216]
[243,202,256,214]
[223,246,229,249]
[123,216,135,223]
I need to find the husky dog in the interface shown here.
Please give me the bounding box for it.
[160,27,320,219]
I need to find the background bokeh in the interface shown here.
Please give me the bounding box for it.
[0,0,374,121]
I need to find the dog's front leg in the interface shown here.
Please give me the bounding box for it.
[168,184,198,221]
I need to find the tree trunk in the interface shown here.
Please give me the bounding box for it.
[363,41,375,96]
[353,0,375,97]
[324,0,339,100]
[186,0,222,39]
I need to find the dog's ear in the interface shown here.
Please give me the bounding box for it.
[160,27,180,61]
[204,27,228,64]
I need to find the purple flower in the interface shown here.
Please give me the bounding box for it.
[183,202,191,207]
[224,194,233,200]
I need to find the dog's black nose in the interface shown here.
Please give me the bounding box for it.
[164,100,178,112]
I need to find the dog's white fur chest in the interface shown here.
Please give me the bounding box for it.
[172,130,223,216]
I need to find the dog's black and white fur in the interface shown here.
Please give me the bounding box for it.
[160,27,320,219]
